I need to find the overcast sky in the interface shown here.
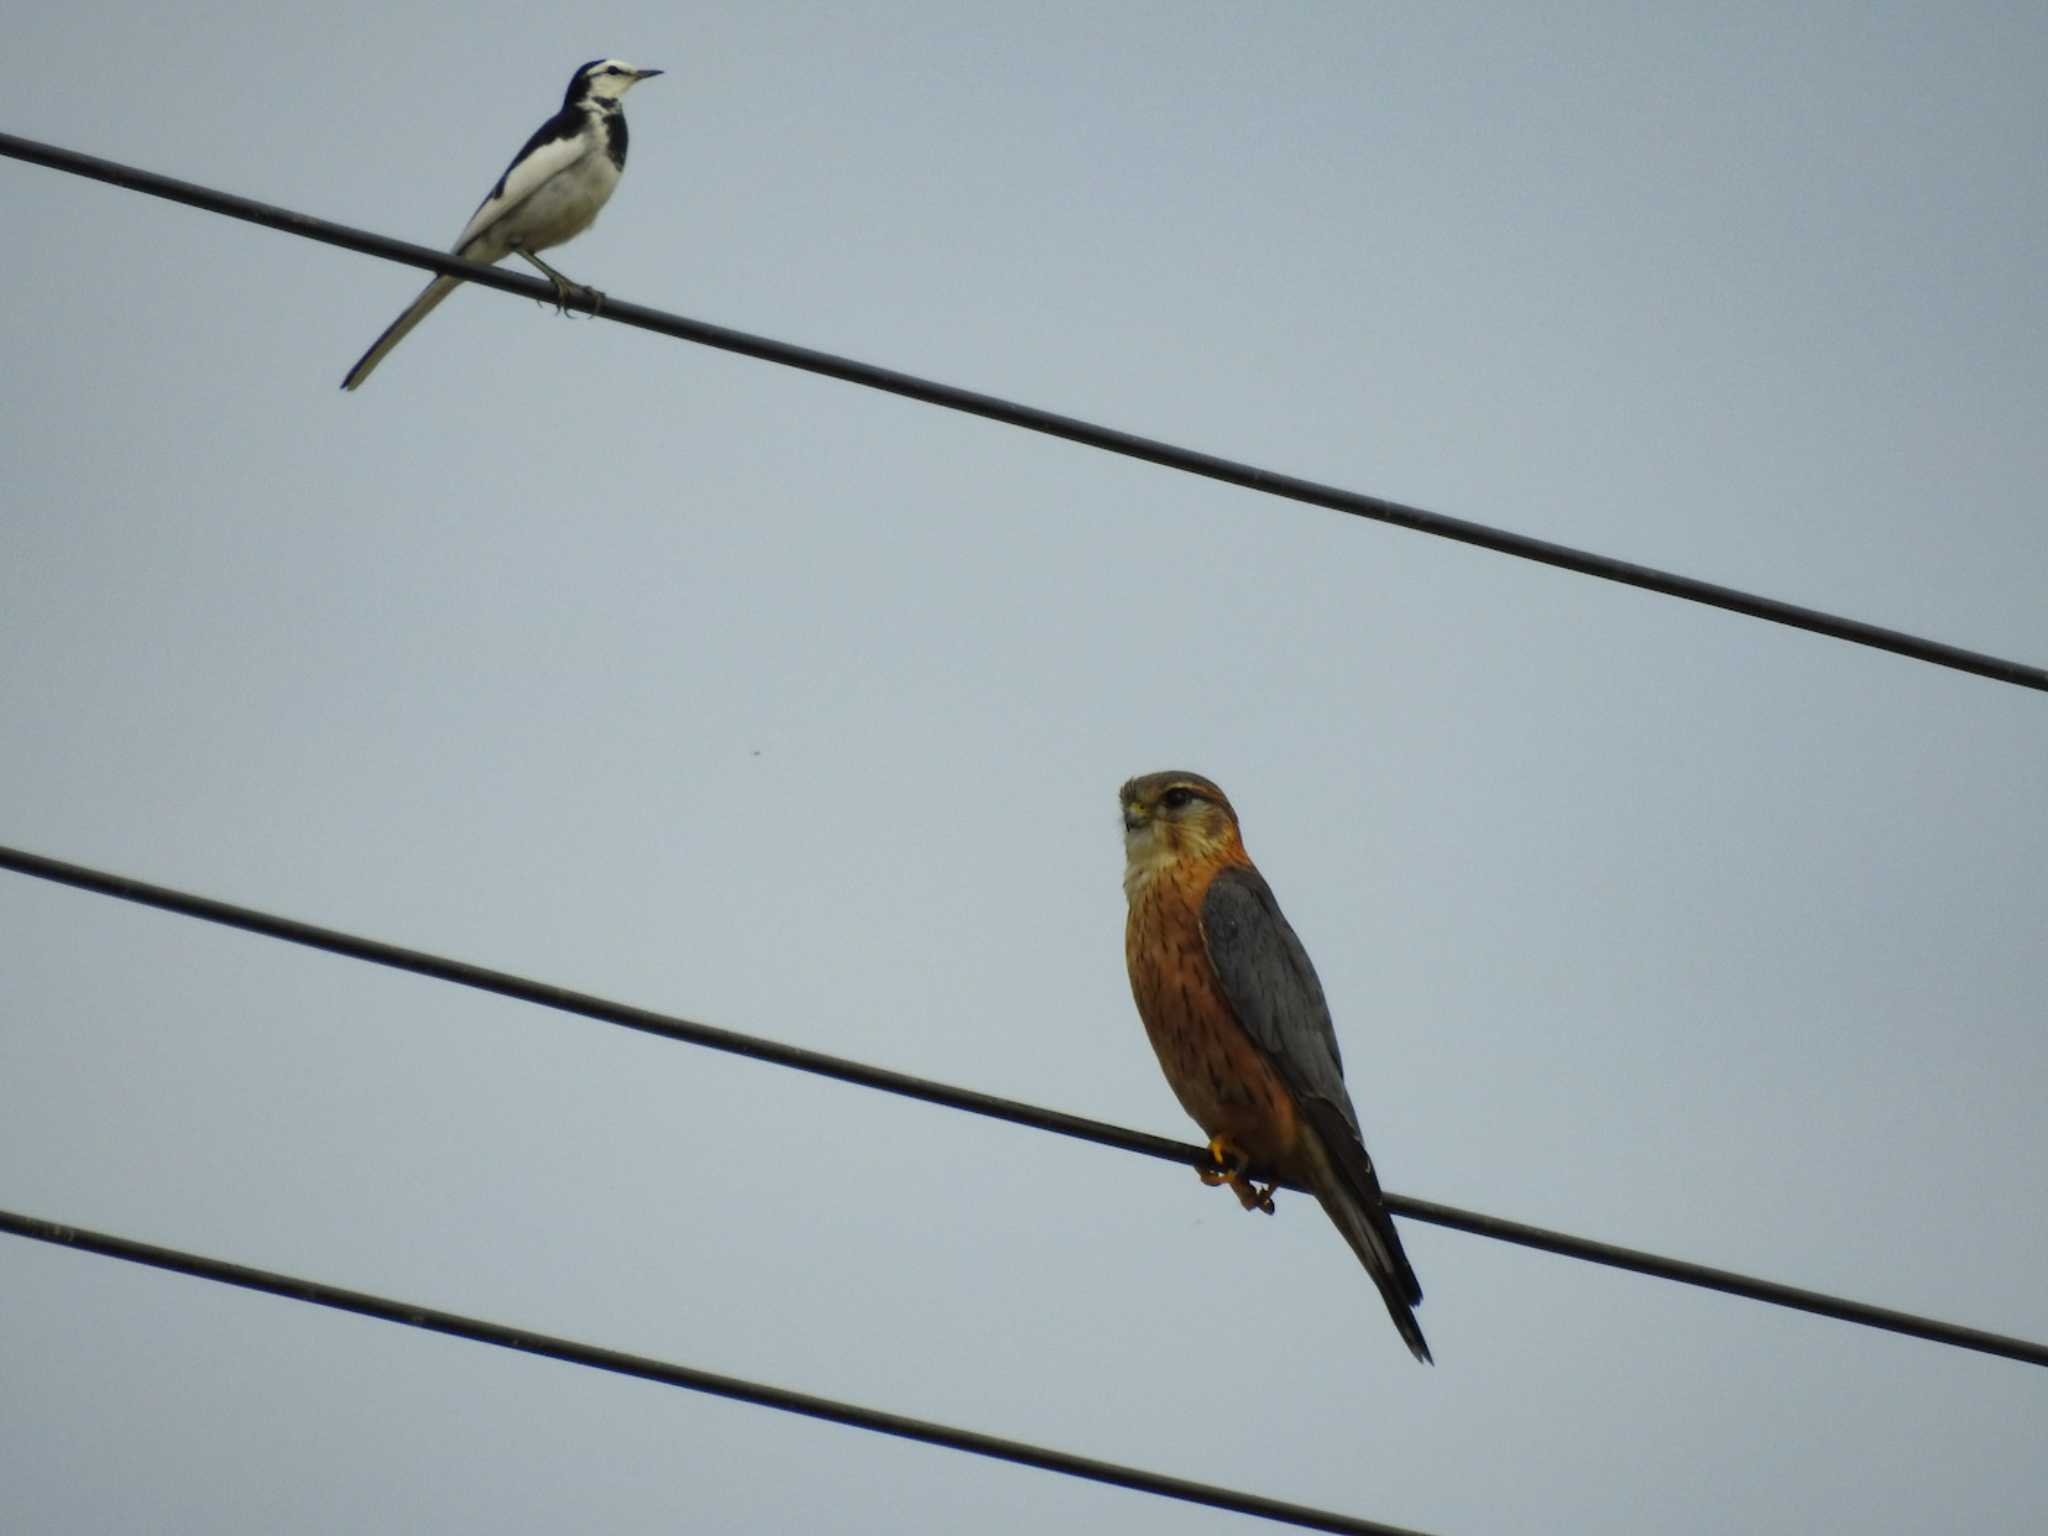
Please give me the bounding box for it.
[4,4,2044,1533]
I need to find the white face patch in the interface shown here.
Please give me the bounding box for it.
[1121,817,1181,898]
[583,61,651,104]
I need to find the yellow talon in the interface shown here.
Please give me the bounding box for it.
[1200,1137,1277,1214]
[1202,1136,1242,1184]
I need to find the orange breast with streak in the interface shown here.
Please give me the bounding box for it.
[1124,860,1305,1175]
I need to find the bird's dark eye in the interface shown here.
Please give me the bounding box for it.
[1161,787,1197,811]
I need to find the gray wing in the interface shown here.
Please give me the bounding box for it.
[1198,864,1356,1134]
[1200,865,1430,1359]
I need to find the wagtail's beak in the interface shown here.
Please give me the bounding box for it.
[636,68,665,80]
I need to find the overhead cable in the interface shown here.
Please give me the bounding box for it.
[0,1207,1439,1536]
[4,130,2042,693]
[5,843,2041,1368]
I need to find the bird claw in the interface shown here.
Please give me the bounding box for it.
[514,248,601,316]
[534,286,598,317]
[1201,1137,1277,1215]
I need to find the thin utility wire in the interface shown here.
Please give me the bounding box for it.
[6,842,2043,1369]
[0,1207,1438,1536]
[4,129,2043,695]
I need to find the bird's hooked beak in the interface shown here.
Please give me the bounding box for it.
[1122,802,1149,834]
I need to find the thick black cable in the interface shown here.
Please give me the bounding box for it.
[6,843,2043,1369]
[4,129,2042,694]
[0,1208,1436,1536]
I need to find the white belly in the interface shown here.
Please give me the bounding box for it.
[464,150,621,262]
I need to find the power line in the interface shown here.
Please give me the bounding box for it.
[5,129,2043,695]
[0,1207,1438,1536]
[6,841,2043,1369]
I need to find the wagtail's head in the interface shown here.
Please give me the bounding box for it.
[569,59,663,110]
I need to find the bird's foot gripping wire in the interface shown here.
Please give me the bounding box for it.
[1200,1137,1277,1215]
[516,250,604,317]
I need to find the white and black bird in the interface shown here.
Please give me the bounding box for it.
[341,58,663,391]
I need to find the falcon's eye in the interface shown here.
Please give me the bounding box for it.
[1161,787,1198,811]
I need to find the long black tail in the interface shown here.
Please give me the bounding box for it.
[1305,1107,1431,1363]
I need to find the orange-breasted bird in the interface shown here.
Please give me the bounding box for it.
[1119,771,1430,1362]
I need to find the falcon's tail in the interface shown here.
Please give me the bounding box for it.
[1303,1110,1431,1364]
[341,274,463,391]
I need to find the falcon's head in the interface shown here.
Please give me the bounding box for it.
[1119,771,1244,887]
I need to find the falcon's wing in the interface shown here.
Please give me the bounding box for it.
[1198,863,1354,1127]
[1199,863,1427,1351]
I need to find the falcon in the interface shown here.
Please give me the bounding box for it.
[1120,771,1430,1362]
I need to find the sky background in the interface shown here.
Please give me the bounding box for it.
[4,4,2045,1532]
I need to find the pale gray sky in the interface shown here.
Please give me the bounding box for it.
[4,4,2044,1533]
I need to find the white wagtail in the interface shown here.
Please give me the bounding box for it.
[341,58,663,391]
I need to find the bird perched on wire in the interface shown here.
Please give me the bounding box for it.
[1119,771,1430,1362]
[340,58,663,391]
